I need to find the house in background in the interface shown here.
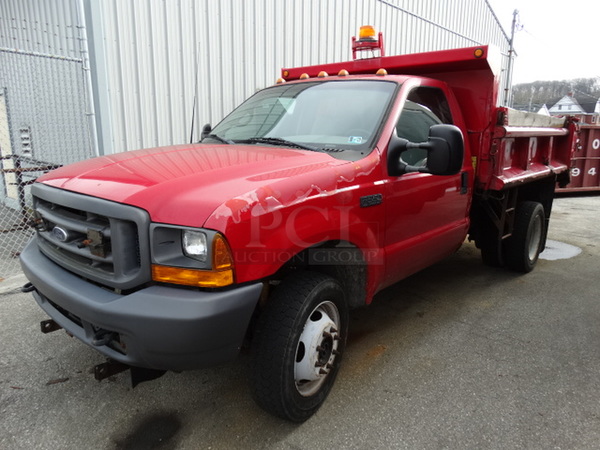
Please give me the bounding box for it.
[537,104,551,116]
[547,92,600,124]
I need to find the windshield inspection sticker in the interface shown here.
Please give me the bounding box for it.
[348,136,363,144]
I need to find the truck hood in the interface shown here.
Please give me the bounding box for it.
[38,143,349,227]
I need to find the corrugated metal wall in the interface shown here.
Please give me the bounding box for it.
[0,0,512,157]
[88,0,510,155]
[0,0,81,58]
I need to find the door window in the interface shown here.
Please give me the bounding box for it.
[396,87,453,165]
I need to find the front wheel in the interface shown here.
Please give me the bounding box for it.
[251,272,348,422]
[504,201,545,273]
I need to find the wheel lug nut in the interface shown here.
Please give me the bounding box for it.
[318,368,329,375]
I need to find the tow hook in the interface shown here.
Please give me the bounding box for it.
[40,319,62,334]
[91,330,119,347]
[21,282,35,293]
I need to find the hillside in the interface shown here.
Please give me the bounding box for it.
[511,78,600,112]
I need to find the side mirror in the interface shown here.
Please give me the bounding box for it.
[387,124,464,176]
[201,123,212,140]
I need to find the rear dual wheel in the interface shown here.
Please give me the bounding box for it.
[251,272,348,422]
[504,201,545,273]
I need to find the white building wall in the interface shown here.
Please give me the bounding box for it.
[0,0,81,58]
[88,0,511,155]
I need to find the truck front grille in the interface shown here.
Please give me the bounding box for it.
[31,183,151,290]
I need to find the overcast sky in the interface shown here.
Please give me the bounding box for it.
[486,0,600,84]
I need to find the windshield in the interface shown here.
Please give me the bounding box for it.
[209,80,397,157]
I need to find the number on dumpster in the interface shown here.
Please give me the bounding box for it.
[593,139,600,150]
[589,167,597,176]
[571,168,581,177]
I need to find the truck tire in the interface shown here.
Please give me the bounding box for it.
[504,201,545,273]
[251,271,348,422]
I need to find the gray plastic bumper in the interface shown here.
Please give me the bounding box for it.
[20,238,263,371]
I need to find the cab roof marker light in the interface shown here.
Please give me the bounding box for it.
[318,71,329,78]
[338,69,349,76]
[376,68,388,76]
[276,78,286,84]
[299,73,310,80]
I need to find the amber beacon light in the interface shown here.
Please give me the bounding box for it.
[352,25,385,60]
[359,25,377,40]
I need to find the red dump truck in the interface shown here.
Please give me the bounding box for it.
[20,28,576,421]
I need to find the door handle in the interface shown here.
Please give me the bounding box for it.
[460,171,468,194]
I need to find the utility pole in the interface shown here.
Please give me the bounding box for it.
[504,9,519,107]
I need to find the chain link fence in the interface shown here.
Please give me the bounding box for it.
[0,48,95,280]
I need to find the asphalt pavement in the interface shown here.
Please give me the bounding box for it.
[1,195,599,449]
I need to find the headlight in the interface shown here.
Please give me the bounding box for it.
[182,230,208,262]
[150,225,235,288]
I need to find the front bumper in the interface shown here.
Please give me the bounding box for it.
[20,238,262,371]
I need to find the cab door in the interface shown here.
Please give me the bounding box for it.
[383,85,469,287]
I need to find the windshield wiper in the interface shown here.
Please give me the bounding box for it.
[236,137,324,153]
[201,134,234,145]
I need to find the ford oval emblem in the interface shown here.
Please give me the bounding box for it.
[52,226,69,242]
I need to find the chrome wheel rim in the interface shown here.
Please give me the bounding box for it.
[294,301,341,397]
[529,215,543,261]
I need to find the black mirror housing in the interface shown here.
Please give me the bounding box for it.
[426,124,464,175]
[201,123,212,140]
[387,124,464,176]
